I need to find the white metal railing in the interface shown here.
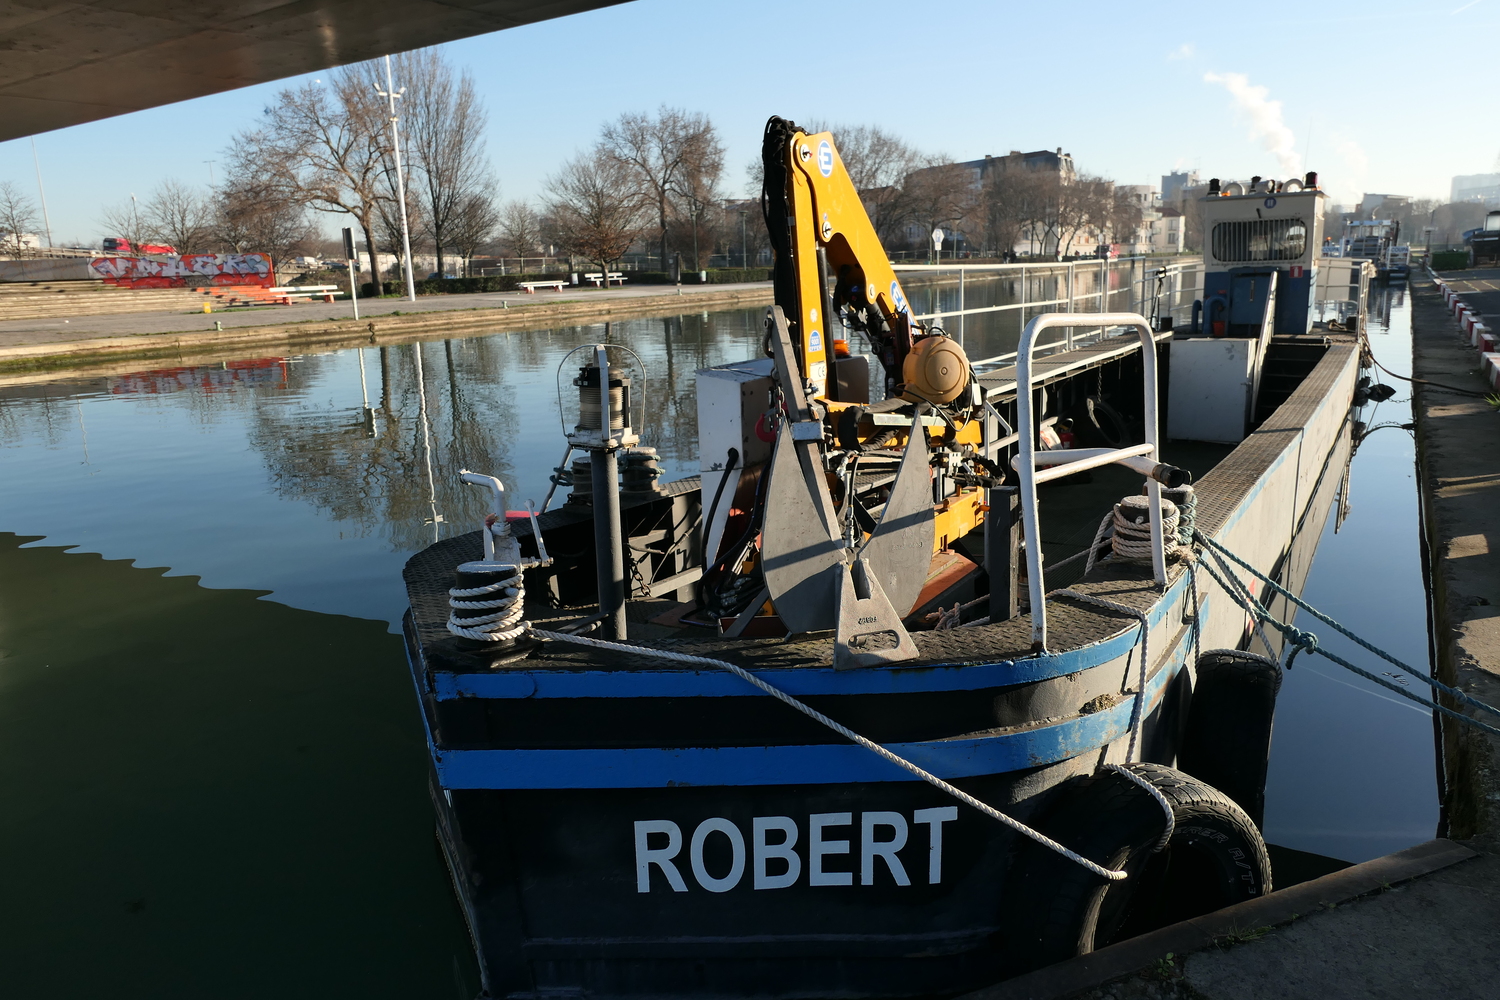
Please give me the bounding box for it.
[892,256,1204,372]
[1014,312,1168,649]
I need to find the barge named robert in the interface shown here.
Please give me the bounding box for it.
[402,117,1372,999]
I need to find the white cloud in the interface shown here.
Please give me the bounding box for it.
[1203,71,1301,175]
[1167,43,1196,60]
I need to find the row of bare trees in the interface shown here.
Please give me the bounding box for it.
[526,114,1151,276]
[95,179,316,269]
[517,106,726,277]
[74,50,494,288]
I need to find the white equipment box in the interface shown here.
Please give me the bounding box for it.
[1168,338,1257,444]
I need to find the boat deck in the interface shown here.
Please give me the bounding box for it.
[403,334,1357,674]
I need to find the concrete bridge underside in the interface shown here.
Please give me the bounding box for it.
[0,0,629,143]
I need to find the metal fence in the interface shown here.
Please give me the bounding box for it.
[890,256,1205,372]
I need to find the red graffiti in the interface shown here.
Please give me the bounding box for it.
[90,253,274,288]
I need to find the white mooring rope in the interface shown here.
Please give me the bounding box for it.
[1102,764,1176,853]
[447,570,527,642]
[1046,589,1151,763]
[528,627,1130,882]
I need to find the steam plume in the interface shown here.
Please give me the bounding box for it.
[1203,72,1301,175]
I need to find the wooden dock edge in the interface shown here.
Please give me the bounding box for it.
[961,837,1478,1000]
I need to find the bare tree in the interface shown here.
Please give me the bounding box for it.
[498,200,543,261]
[602,106,723,268]
[898,158,981,258]
[1105,186,1145,249]
[1055,176,1115,256]
[0,181,42,257]
[448,187,500,276]
[212,179,317,280]
[99,198,152,255]
[227,69,392,293]
[983,168,1049,257]
[546,148,647,279]
[671,162,723,270]
[141,179,211,254]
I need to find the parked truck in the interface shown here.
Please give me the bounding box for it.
[1471,210,1500,267]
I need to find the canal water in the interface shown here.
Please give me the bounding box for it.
[0,295,1435,998]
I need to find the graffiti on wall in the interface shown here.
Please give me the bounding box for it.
[89,253,274,288]
[107,358,289,395]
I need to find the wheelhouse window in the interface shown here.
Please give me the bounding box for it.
[1212,218,1308,262]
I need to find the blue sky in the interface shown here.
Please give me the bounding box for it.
[1,0,1493,244]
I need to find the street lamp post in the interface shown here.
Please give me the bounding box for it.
[690,203,700,277]
[30,137,53,250]
[377,54,418,303]
[739,208,748,268]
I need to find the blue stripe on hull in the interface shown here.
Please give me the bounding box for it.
[431,609,1198,790]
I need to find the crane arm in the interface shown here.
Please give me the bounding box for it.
[762,116,921,399]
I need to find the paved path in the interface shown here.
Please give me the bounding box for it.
[1435,266,1500,319]
[0,281,771,350]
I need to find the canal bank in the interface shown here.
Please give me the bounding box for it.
[0,281,773,376]
[973,274,1500,999]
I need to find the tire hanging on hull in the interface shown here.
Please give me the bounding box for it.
[1178,650,1282,830]
[1002,763,1272,973]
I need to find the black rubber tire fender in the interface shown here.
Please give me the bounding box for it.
[1178,650,1282,829]
[1001,763,1272,973]
[1079,395,1128,449]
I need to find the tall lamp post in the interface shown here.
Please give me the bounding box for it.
[689,202,700,277]
[30,138,53,250]
[377,54,418,303]
[739,207,748,268]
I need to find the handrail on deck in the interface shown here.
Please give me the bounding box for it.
[1015,312,1166,650]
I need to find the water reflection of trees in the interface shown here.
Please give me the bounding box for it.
[241,310,766,554]
[245,342,517,552]
[3,311,773,556]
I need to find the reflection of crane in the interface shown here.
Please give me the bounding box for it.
[412,342,444,543]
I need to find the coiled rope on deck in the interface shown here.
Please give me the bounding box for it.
[1110,495,1179,564]
[528,627,1130,882]
[447,569,527,642]
[1191,532,1500,737]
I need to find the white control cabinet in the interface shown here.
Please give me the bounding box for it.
[1168,338,1257,444]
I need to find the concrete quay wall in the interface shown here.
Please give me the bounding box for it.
[0,283,775,377]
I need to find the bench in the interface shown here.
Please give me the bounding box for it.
[269,284,343,303]
[583,271,627,288]
[519,280,568,293]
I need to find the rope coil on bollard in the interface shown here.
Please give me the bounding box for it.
[527,627,1131,882]
[447,571,527,642]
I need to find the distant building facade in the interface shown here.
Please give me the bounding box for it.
[900,147,1077,255]
[1160,170,1200,203]
[1452,173,1500,206]
[1358,193,1410,217]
